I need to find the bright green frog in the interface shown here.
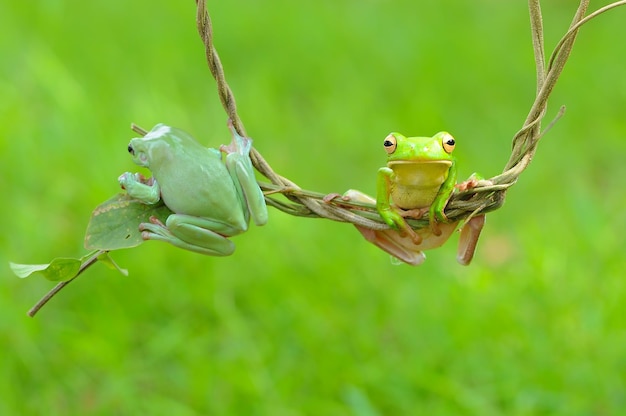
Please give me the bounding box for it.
[346,131,485,265]
[118,122,267,256]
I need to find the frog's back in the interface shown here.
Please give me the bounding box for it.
[153,139,247,229]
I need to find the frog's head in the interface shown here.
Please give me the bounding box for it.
[126,124,178,168]
[383,131,456,163]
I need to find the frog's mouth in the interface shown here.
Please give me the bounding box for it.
[388,160,452,168]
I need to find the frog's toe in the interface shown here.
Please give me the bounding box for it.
[388,216,423,245]
[405,226,423,245]
[139,220,171,239]
[148,216,166,227]
[429,221,443,237]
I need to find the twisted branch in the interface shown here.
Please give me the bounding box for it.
[195,0,626,230]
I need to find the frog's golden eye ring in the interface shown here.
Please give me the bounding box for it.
[383,134,397,154]
[441,133,456,154]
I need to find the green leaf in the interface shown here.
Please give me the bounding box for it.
[84,193,172,251]
[9,258,82,282]
[97,251,129,276]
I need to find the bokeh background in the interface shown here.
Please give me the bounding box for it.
[2,1,626,414]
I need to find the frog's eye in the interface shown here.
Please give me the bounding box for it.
[441,133,456,154]
[383,134,397,154]
[127,144,135,155]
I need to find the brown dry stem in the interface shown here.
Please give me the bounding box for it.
[194,0,626,231]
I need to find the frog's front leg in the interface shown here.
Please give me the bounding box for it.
[221,122,268,227]
[118,172,161,204]
[376,167,422,244]
[345,190,426,265]
[428,159,458,236]
[139,215,244,256]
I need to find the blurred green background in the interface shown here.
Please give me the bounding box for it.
[1,1,625,414]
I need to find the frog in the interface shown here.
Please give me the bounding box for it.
[118,121,268,256]
[344,131,485,265]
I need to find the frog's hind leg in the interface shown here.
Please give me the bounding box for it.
[456,214,485,265]
[140,215,236,256]
[355,226,427,266]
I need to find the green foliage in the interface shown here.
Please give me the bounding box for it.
[10,193,170,283]
[10,251,127,285]
[84,193,173,251]
[1,1,626,415]
[10,258,81,282]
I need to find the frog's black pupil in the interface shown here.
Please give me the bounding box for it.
[384,140,393,147]
[127,144,134,155]
[446,139,455,146]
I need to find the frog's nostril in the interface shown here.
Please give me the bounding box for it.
[127,144,134,155]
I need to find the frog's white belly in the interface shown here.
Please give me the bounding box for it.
[388,161,451,209]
